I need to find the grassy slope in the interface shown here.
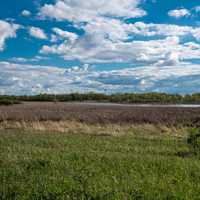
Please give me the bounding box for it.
[0,128,200,200]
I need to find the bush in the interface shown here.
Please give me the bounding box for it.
[187,128,200,155]
[0,99,20,106]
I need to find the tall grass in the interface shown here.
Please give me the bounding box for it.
[0,120,188,137]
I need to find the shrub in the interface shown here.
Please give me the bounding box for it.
[0,99,20,106]
[187,128,200,155]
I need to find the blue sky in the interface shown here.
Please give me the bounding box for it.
[0,0,200,95]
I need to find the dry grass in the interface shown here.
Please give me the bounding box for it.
[0,102,199,127]
[0,102,196,138]
[0,120,188,138]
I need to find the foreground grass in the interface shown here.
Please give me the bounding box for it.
[0,125,200,200]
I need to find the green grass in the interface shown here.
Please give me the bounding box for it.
[0,128,200,200]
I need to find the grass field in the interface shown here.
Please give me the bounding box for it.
[1,123,200,200]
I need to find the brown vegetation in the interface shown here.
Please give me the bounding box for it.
[0,120,188,138]
[0,102,199,127]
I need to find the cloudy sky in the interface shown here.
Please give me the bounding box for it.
[0,0,200,95]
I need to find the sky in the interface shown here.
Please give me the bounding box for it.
[0,0,200,95]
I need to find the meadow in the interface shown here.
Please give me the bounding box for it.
[0,122,200,200]
[0,102,200,200]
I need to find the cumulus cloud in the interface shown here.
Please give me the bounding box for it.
[0,20,20,51]
[1,1,200,95]
[154,52,180,66]
[39,0,146,47]
[40,19,200,65]
[38,0,200,65]
[168,9,190,18]
[128,22,192,37]
[29,27,47,40]
[0,61,200,95]
[52,27,78,42]
[21,10,31,17]
[40,0,146,22]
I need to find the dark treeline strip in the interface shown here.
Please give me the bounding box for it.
[0,98,20,106]
[0,93,200,105]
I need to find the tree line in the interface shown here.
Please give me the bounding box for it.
[0,93,200,105]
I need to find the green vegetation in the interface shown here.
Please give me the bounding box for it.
[0,92,200,104]
[0,98,20,106]
[1,127,200,200]
[187,128,200,155]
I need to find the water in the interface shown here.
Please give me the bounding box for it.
[73,102,200,108]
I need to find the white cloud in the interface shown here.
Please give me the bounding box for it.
[40,19,200,64]
[84,18,129,42]
[194,6,200,12]
[40,0,146,22]
[10,57,28,62]
[41,33,179,64]
[50,34,59,43]
[38,0,200,65]
[9,56,49,63]
[29,27,48,40]
[168,9,190,18]
[192,28,200,41]
[1,1,199,95]
[52,27,78,42]
[0,61,200,95]
[154,52,180,66]
[0,20,20,51]
[21,10,31,17]
[128,22,192,37]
